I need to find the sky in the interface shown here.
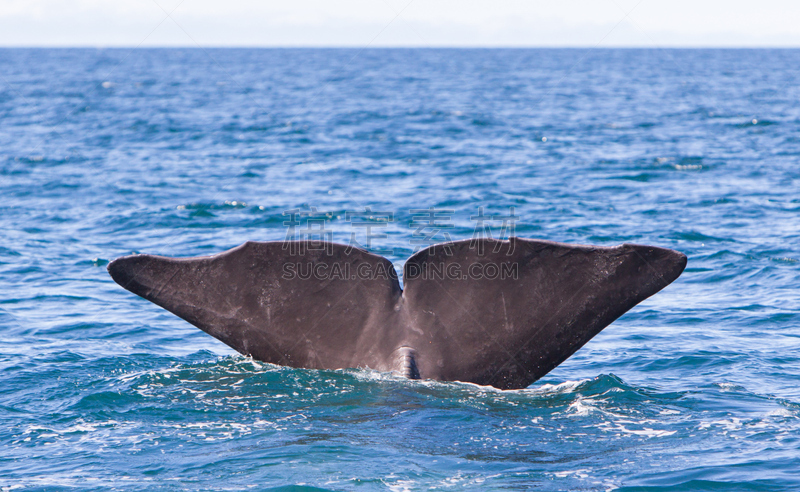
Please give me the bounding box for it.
[1,0,799,47]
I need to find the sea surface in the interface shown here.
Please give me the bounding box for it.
[1,48,799,491]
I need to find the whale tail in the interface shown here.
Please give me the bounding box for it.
[108,238,686,389]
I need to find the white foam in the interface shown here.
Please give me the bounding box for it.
[528,379,590,395]
[553,469,590,478]
[566,398,599,417]
[602,422,676,438]
[698,418,742,431]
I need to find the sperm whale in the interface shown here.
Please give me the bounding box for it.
[108,237,686,389]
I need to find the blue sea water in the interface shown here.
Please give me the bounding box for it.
[1,47,799,490]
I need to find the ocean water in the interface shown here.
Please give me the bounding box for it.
[1,48,799,490]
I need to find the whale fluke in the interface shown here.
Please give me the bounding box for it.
[108,238,686,389]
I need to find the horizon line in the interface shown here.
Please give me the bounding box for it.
[2,45,800,49]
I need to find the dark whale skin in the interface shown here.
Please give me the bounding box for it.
[108,238,686,390]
